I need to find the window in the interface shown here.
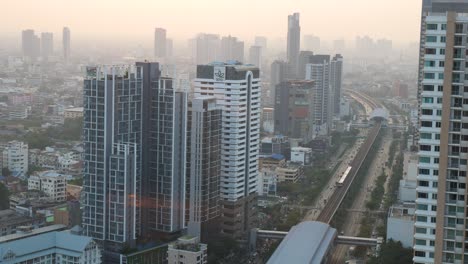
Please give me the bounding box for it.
[419,168,430,175]
[420,133,432,139]
[424,73,435,79]
[417,216,428,222]
[419,180,430,187]
[422,109,433,115]
[441,36,446,43]
[424,60,435,67]
[439,61,445,67]
[420,145,431,151]
[427,24,438,30]
[415,239,427,246]
[415,251,426,257]
[419,157,431,163]
[442,24,447,30]
[417,204,428,210]
[418,192,428,198]
[423,97,434,103]
[416,227,426,234]
[440,48,445,55]
[425,48,436,55]
[426,36,437,42]
[421,121,432,127]
[423,85,434,91]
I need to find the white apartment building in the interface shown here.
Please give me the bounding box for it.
[2,141,28,177]
[414,2,468,263]
[290,147,312,165]
[28,171,67,202]
[193,61,260,238]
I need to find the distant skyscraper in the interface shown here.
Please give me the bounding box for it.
[22,29,40,59]
[249,46,262,67]
[166,38,173,57]
[297,51,314,79]
[194,62,260,239]
[274,80,315,142]
[303,35,320,52]
[413,1,468,263]
[82,65,143,261]
[306,55,331,134]
[287,13,301,77]
[333,39,345,53]
[330,54,343,115]
[192,33,221,65]
[220,35,244,62]
[254,36,267,50]
[270,60,288,105]
[63,27,70,61]
[154,28,167,58]
[186,96,222,243]
[41,32,53,58]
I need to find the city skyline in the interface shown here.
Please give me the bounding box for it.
[2,0,421,45]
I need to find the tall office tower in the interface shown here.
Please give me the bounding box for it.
[82,65,143,260]
[192,33,221,65]
[355,35,375,56]
[303,34,321,52]
[333,39,345,53]
[414,1,468,263]
[154,28,167,58]
[186,96,222,243]
[41,32,53,59]
[137,62,188,236]
[305,55,331,135]
[254,36,267,51]
[287,13,301,77]
[220,35,244,62]
[63,27,70,61]
[249,46,262,67]
[376,38,393,55]
[166,38,173,57]
[298,51,314,79]
[193,62,261,239]
[270,60,288,106]
[274,80,315,142]
[330,54,343,116]
[21,29,40,59]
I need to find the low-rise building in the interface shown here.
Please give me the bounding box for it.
[259,154,286,170]
[257,169,277,197]
[290,147,312,165]
[28,171,68,202]
[386,203,415,248]
[2,141,28,177]
[167,236,207,264]
[276,163,303,183]
[0,227,101,264]
[399,152,417,202]
[0,209,45,236]
[260,135,289,157]
[64,107,84,119]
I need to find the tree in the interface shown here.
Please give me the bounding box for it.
[368,240,413,264]
[2,167,11,177]
[0,182,10,210]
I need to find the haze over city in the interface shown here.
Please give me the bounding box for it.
[0,0,465,264]
[2,0,421,47]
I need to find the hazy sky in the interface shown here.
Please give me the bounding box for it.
[2,0,421,45]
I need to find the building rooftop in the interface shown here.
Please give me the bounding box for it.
[0,224,66,244]
[0,230,94,259]
[65,107,83,112]
[267,221,337,264]
[388,203,415,221]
